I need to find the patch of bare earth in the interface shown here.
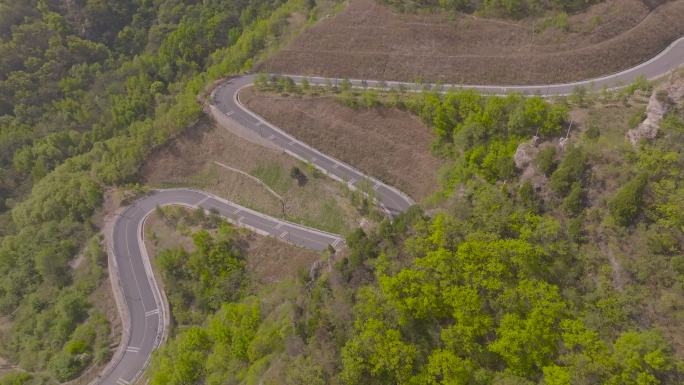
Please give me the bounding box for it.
[239,87,441,201]
[259,0,684,84]
[140,117,363,235]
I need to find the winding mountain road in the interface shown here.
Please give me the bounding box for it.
[98,34,684,385]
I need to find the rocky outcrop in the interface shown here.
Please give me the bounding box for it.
[514,136,551,189]
[514,141,537,170]
[627,73,684,145]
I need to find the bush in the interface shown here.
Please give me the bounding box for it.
[608,174,648,226]
[518,180,542,213]
[290,166,308,186]
[549,147,587,196]
[567,214,585,243]
[562,182,584,216]
[536,146,557,176]
[465,139,519,182]
[50,350,91,382]
[584,121,600,139]
[0,372,33,385]
[628,109,646,129]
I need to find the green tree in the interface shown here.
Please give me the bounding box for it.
[607,330,677,385]
[489,280,567,377]
[150,327,212,385]
[415,349,474,385]
[549,147,588,196]
[341,318,417,385]
[562,182,584,216]
[608,174,648,226]
[536,146,557,176]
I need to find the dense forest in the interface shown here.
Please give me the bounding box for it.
[144,77,684,384]
[1,0,683,384]
[0,0,317,383]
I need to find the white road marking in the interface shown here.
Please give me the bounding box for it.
[373,183,380,190]
[332,238,343,248]
[348,178,356,185]
[145,308,159,317]
[275,223,284,230]
[332,163,340,169]
[106,40,684,380]
[288,140,295,145]
[123,218,134,260]
[125,346,140,353]
[196,196,210,206]
[279,231,288,239]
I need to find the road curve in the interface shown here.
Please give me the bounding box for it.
[212,76,416,216]
[100,33,684,385]
[282,35,684,96]
[98,190,343,385]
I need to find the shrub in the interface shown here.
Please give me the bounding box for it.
[0,372,33,385]
[340,78,352,93]
[608,174,648,226]
[628,109,646,129]
[567,214,585,243]
[536,146,557,176]
[624,75,652,95]
[584,121,600,139]
[569,86,587,106]
[290,166,308,186]
[562,182,584,216]
[549,147,587,196]
[518,180,541,213]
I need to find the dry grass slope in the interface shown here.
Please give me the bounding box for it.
[140,118,366,234]
[240,87,441,201]
[259,0,684,84]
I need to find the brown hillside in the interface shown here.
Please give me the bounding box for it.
[259,0,684,84]
[239,87,441,201]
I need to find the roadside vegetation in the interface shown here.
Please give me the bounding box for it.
[149,73,684,384]
[142,206,329,384]
[240,85,441,201]
[140,118,366,235]
[2,0,683,384]
[380,0,601,18]
[325,76,684,384]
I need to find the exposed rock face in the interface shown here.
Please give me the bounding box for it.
[515,138,563,190]
[514,141,537,170]
[514,138,546,187]
[627,73,684,145]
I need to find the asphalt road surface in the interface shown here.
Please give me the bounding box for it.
[212,75,416,216]
[99,190,342,385]
[99,34,684,385]
[283,35,684,96]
